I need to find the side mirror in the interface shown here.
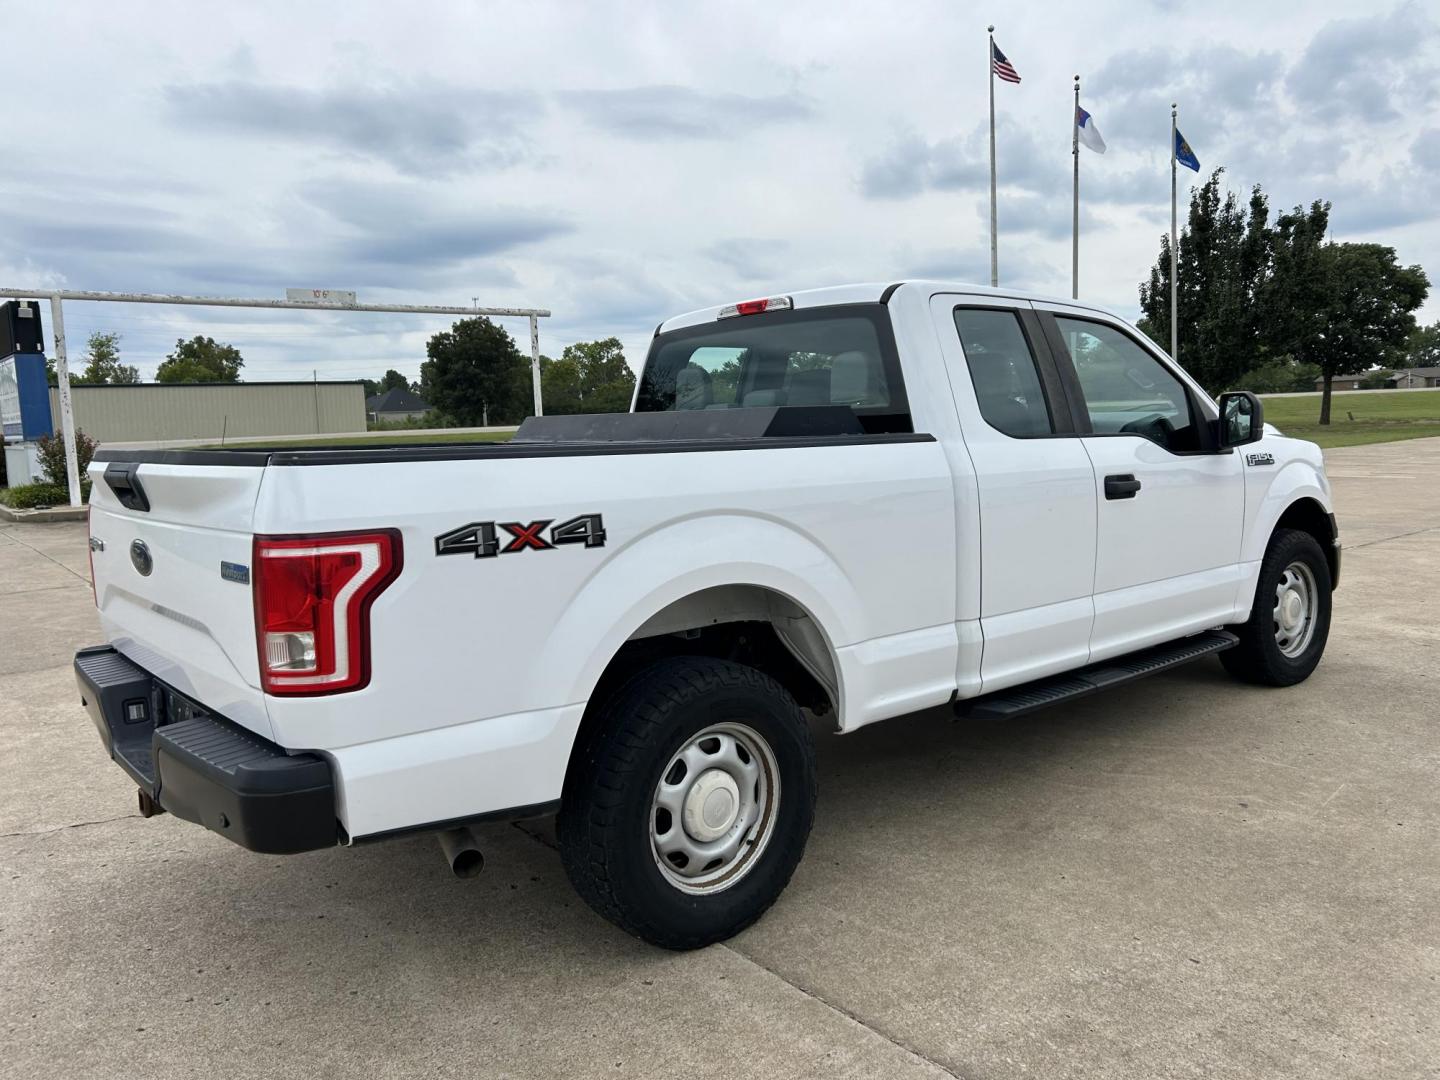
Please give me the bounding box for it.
[1217,390,1264,449]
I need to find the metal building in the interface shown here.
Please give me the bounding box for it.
[46,381,366,443]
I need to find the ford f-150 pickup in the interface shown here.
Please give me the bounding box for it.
[76,282,1339,949]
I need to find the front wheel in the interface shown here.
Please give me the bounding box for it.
[557,657,817,950]
[1221,528,1332,686]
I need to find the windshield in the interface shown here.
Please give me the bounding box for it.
[635,304,910,433]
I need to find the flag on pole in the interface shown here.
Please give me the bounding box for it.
[1076,106,1106,153]
[991,42,1021,83]
[1174,129,1200,171]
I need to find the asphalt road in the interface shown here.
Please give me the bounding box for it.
[3,438,1437,1079]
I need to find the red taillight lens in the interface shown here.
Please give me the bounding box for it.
[252,530,402,696]
[735,299,770,316]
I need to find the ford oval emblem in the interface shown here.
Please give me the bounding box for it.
[129,539,153,577]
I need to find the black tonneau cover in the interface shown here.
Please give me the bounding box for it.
[511,405,862,443]
[93,406,930,468]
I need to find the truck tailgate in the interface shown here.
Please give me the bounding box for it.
[87,461,274,740]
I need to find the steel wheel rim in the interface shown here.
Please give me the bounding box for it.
[650,721,779,895]
[1273,560,1318,659]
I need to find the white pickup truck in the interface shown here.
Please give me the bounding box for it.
[77,282,1339,949]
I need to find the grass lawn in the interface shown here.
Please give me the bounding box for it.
[1260,389,1440,449]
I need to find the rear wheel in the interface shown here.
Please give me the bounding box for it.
[1221,528,1332,686]
[558,656,816,950]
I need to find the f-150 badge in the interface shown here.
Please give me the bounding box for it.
[1246,452,1275,466]
[435,514,606,559]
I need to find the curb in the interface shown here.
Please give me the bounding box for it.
[0,502,88,523]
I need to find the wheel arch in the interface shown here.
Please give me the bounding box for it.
[536,513,861,794]
[1273,496,1339,586]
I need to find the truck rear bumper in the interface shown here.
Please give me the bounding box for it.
[74,646,338,854]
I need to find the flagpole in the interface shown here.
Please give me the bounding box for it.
[988,24,998,288]
[1072,75,1080,299]
[1170,102,1178,363]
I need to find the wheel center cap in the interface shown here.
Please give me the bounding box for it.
[683,769,741,842]
[1281,590,1304,629]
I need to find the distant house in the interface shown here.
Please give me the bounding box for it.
[1311,368,1440,391]
[366,387,430,422]
[1386,367,1440,389]
[1314,375,1368,391]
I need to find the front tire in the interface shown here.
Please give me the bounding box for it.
[558,657,817,950]
[1221,528,1332,686]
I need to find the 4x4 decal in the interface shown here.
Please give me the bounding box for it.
[435,514,606,559]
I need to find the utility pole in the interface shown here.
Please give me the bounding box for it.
[49,296,81,507]
[529,314,543,417]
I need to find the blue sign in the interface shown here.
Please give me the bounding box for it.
[0,353,54,442]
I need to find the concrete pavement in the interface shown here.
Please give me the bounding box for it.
[3,438,1438,1079]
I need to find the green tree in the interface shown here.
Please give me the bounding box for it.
[155,335,244,383]
[537,338,636,415]
[538,353,583,413]
[566,337,635,414]
[1390,321,1440,370]
[1138,169,1272,394]
[1304,243,1428,424]
[76,331,140,385]
[419,317,530,426]
[1257,200,1332,403]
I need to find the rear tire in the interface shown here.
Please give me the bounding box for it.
[1221,528,1332,686]
[558,657,817,950]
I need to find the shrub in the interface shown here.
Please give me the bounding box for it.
[35,428,99,486]
[0,481,89,509]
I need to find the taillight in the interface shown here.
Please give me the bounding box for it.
[252,530,402,696]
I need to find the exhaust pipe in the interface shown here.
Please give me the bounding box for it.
[437,826,485,878]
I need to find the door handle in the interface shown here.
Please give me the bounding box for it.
[1104,474,1142,500]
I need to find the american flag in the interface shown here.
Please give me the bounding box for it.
[991,42,1021,84]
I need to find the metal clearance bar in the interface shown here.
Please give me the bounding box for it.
[0,287,553,508]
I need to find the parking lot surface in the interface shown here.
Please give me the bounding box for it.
[3,437,1437,1080]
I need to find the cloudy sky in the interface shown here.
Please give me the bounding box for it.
[3,0,1437,384]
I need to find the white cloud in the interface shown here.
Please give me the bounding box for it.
[2,0,1436,385]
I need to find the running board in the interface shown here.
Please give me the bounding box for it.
[956,630,1239,721]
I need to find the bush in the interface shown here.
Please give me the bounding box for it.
[1234,360,1322,395]
[0,481,89,509]
[366,412,446,432]
[35,428,99,486]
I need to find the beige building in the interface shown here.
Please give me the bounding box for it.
[48,381,366,443]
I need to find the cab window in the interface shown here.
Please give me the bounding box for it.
[1053,317,1202,453]
[636,304,911,433]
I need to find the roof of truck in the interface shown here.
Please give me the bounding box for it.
[655,281,1119,335]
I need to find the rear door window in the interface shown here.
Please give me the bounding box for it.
[636,304,910,432]
[953,308,1055,438]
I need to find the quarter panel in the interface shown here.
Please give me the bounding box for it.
[257,439,957,752]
